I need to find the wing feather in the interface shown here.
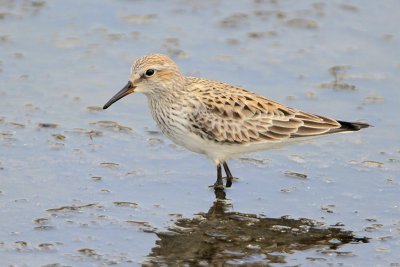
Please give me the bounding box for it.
[186,77,343,144]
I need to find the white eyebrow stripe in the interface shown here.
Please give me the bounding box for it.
[130,62,171,76]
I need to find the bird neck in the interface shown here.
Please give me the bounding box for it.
[146,76,187,104]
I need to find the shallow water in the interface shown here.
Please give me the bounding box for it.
[1,0,399,266]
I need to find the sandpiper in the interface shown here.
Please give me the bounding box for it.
[103,54,369,188]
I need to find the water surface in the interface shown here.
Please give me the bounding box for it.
[0,0,399,266]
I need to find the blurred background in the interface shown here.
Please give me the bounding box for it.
[0,0,399,266]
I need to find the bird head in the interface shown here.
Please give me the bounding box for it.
[103,54,184,109]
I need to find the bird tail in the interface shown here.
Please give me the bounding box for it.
[337,120,370,131]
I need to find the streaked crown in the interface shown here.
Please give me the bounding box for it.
[131,54,180,75]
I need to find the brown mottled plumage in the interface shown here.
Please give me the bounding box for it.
[103,54,369,189]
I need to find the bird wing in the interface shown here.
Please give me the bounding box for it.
[186,78,341,144]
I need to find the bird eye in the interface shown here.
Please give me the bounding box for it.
[145,69,155,77]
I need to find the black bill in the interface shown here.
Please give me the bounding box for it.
[103,81,135,109]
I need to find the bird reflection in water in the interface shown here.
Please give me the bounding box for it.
[144,189,368,266]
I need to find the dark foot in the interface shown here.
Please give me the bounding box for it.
[225,177,232,188]
[213,182,224,190]
[211,177,233,188]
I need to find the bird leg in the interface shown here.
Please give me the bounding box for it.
[214,164,223,189]
[223,161,233,188]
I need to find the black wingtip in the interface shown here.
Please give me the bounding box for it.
[337,120,371,131]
